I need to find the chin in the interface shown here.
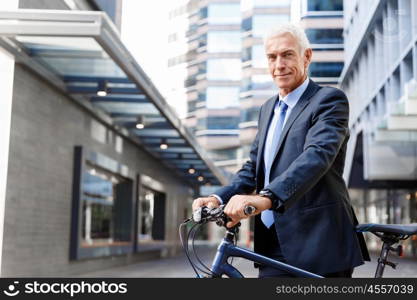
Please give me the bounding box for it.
[275,80,292,90]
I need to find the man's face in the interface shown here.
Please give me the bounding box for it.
[265,33,312,96]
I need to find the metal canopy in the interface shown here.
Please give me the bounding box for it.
[0,9,227,186]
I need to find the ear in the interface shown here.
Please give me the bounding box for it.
[304,48,312,68]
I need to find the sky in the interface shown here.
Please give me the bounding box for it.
[120,0,170,98]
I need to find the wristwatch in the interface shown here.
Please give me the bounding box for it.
[259,189,283,212]
[259,189,275,207]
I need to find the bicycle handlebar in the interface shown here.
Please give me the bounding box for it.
[192,205,257,228]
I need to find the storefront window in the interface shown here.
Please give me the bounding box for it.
[70,147,134,260]
[81,164,133,248]
[136,182,166,248]
[138,189,155,240]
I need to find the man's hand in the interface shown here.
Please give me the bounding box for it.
[192,196,221,211]
[224,195,272,228]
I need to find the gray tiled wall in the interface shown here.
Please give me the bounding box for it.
[2,65,192,276]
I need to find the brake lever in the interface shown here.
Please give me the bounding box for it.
[192,207,205,223]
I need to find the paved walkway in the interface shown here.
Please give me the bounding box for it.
[80,244,417,278]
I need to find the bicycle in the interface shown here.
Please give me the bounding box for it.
[179,205,417,278]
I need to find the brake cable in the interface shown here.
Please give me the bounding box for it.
[179,221,200,277]
[187,223,213,276]
[191,221,215,275]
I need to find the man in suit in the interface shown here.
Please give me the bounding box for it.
[192,24,370,277]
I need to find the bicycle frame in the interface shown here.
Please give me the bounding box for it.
[209,231,323,278]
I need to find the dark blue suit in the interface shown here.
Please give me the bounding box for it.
[215,80,370,275]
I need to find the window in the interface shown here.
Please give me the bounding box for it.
[241,0,291,11]
[242,47,252,62]
[242,74,274,91]
[207,59,241,80]
[309,62,344,77]
[252,44,267,68]
[137,186,166,242]
[208,148,238,161]
[197,116,240,130]
[207,31,241,53]
[81,165,133,249]
[307,0,343,11]
[252,14,289,37]
[70,147,134,260]
[206,86,240,109]
[242,17,252,32]
[305,28,343,44]
[207,116,240,130]
[243,45,267,67]
[208,3,240,24]
[241,106,261,122]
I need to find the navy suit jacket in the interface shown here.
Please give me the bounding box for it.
[215,80,370,275]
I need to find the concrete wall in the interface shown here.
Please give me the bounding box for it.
[1,65,192,276]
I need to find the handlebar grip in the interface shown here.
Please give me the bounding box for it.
[192,207,202,223]
[243,205,256,216]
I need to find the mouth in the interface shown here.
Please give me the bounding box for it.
[275,73,291,78]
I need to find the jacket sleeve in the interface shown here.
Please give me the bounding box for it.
[213,106,264,203]
[265,88,349,212]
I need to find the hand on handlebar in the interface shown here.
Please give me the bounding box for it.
[192,196,221,212]
[224,195,272,228]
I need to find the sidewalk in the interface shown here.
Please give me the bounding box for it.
[79,244,417,278]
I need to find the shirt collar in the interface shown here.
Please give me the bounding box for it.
[278,77,310,109]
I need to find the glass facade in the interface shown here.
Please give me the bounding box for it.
[241,0,291,10]
[309,62,344,78]
[208,148,238,161]
[241,106,260,122]
[242,74,274,91]
[252,14,290,37]
[207,58,241,80]
[207,3,241,24]
[197,116,240,130]
[307,0,343,12]
[251,44,268,68]
[243,45,266,67]
[206,86,240,109]
[305,28,343,44]
[207,31,242,53]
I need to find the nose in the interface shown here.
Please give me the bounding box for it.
[273,57,286,73]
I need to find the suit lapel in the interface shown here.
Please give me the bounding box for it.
[270,80,320,165]
[256,95,278,176]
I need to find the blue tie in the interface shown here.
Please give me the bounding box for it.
[261,100,288,228]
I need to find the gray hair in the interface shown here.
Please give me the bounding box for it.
[264,23,311,53]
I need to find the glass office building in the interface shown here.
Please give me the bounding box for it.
[340,0,417,255]
[168,0,292,177]
[239,0,291,162]
[296,0,344,87]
